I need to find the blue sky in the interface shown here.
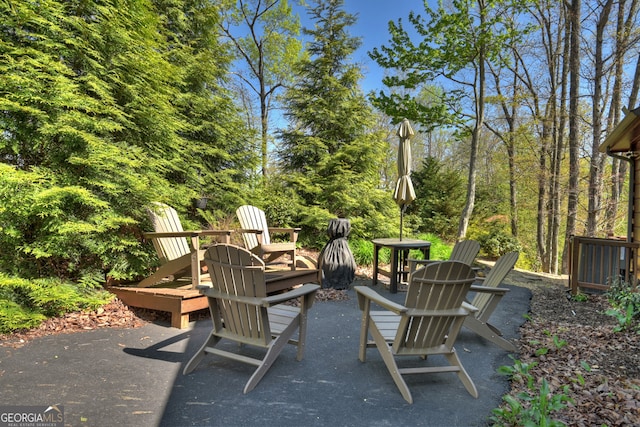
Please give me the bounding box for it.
[292,0,426,93]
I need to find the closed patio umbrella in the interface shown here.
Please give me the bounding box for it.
[393,118,416,240]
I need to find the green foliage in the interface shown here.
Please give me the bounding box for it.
[471,217,522,258]
[409,157,466,237]
[275,0,398,242]
[413,233,452,260]
[571,291,589,302]
[491,356,573,427]
[349,238,385,266]
[348,234,451,267]
[221,0,303,174]
[0,0,250,283]
[605,278,640,332]
[0,273,112,333]
[369,0,526,131]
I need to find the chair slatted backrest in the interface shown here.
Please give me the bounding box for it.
[449,240,480,265]
[236,205,272,250]
[395,261,475,353]
[471,251,519,318]
[147,202,191,262]
[204,244,271,347]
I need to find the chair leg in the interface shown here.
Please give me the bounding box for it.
[358,300,371,362]
[444,350,478,398]
[244,318,299,394]
[296,309,307,361]
[370,322,413,404]
[464,317,517,352]
[183,333,221,375]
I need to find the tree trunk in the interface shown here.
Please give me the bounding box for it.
[562,0,581,274]
[586,0,613,237]
[457,0,487,240]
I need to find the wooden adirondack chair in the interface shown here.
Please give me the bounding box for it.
[236,205,299,270]
[183,244,319,393]
[408,240,480,274]
[463,251,520,351]
[140,202,231,288]
[356,261,478,404]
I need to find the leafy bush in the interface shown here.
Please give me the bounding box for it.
[491,356,573,427]
[409,157,466,237]
[475,227,522,258]
[0,274,112,333]
[349,238,388,266]
[605,278,640,332]
[0,163,157,283]
[348,234,453,267]
[416,233,452,260]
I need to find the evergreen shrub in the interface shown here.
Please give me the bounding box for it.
[0,274,112,333]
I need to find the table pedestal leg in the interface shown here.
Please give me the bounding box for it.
[372,244,380,287]
[390,248,399,293]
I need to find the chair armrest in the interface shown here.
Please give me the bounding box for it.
[237,228,265,244]
[355,286,407,314]
[469,285,510,295]
[462,301,480,313]
[264,283,320,307]
[407,306,477,317]
[143,230,232,239]
[238,229,264,235]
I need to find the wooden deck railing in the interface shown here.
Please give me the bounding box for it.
[569,236,640,294]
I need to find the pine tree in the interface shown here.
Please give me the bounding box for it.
[277,0,395,241]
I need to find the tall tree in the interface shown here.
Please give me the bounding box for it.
[152,0,254,208]
[563,0,581,273]
[219,0,303,178]
[277,0,393,241]
[508,0,568,274]
[369,0,525,240]
[585,0,614,237]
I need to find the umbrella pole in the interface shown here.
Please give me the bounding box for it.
[400,206,404,241]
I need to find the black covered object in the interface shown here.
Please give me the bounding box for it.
[319,218,356,289]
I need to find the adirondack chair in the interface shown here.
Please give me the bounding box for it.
[236,205,299,270]
[355,261,478,404]
[463,251,520,351]
[140,202,231,288]
[183,244,319,393]
[408,240,480,274]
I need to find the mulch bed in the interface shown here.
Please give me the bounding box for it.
[507,284,640,426]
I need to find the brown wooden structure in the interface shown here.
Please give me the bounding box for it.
[109,267,320,329]
[108,203,319,328]
[570,107,640,294]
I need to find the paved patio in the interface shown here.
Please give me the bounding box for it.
[0,280,531,427]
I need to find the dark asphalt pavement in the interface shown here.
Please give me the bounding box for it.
[0,280,531,427]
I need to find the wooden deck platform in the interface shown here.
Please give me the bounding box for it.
[108,268,320,329]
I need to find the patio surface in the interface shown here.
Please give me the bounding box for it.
[0,279,531,427]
